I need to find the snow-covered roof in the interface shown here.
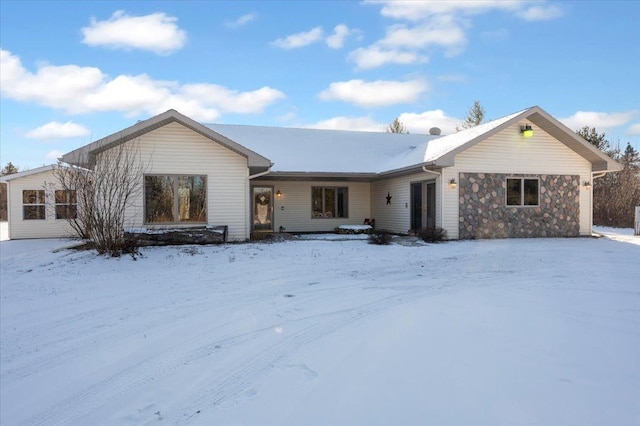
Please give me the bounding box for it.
[206,124,440,174]
[206,109,525,175]
[208,105,619,175]
[58,105,620,177]
[378,110,525,173]
[0,165,57,182]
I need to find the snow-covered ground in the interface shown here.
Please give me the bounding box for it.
[1,232,639,426]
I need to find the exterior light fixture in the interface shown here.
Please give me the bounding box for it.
[449,178,457,189]
[520,124,534,138]
[583,181,592,190]
[276,190,282,199]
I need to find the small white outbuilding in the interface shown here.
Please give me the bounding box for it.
[0,165,77,240]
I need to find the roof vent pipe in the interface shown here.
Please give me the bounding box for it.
[429,127,441,135]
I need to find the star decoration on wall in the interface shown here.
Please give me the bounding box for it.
[386,192,392,205]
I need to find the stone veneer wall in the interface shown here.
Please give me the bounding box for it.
[459,173,580,239]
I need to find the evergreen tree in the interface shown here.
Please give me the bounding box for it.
[1,162,18,176]
[386,117,408,133]
[577,126,610,153]
[460,100,485,130]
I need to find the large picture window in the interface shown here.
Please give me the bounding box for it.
[507,178,539,206]
[312,186,348,218]
[55,190,77,219]
[23,189,46,220]
[145,175,207,224]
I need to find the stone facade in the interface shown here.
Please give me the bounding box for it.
[459,173,580,239]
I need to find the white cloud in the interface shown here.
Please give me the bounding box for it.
[82,11,187,54]
[517,4,564,21]
[397,110,461,135]
[25,121,91,140]
[304,109,462,134]
[626,123,640,136]
[318,79,428,108]
[226,13,256,29]
[356,0,562,69]
[270,27,324,49]
[326,24,354,49]
[180,84,286,114]
[0,49,285,122]
[560,110,639,132]
[45,150,64,162]
[348,46,427,70]
[380,16,467,50]
[304,116,383,132]
[365,0,523,21]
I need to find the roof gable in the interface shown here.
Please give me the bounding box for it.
[428,106,621,172]
[61,110,272,172]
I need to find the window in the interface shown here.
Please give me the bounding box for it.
[23,190,46,220]
[507,178,539,206]
[55,190,77,219]
[145,175,207,224]
[312,186,348,218]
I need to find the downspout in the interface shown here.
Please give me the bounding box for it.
[422,166,443,229]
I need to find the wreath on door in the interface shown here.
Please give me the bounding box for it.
[256,194,270,206]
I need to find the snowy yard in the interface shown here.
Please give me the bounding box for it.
[1,231,639,425]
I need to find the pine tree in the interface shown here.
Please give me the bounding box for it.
[1,162,19,176]
[386,117,408,134]
[460,100,485,130]
[577,126,610,153]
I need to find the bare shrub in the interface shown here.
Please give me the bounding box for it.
[54,138,147,257]
[417,227,448,243]
[368,229,393,245]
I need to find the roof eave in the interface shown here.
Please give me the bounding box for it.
[254,171,379,182]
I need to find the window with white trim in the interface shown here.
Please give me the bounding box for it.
[312,186,348,218]
[23,190,46,220]
[507,178,539,206]
[144,175,207,224]
[55,190,77,219]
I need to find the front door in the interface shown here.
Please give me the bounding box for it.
[410,181,436,230]
[252,186,273,232]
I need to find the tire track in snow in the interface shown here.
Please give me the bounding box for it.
[18,284,340,426]
[168,285,446,424]
[1,285,273,387]
[172,269,519,424]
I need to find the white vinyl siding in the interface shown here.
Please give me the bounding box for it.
[5,169,76,239]
[120,121,250,241]
[371,172,442,234]
[261,181,370,233]
[442,122,592,239]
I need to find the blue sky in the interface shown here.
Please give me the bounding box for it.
[1,0,639,170]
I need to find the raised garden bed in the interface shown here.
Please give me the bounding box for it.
[335,224,373,235]
[124,226,228,246]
